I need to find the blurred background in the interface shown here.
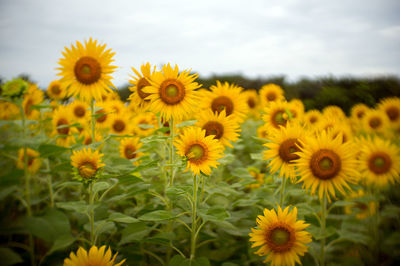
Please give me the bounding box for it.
[1,0,399,112]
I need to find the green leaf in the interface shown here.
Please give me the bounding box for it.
[0,247,23,266]
[119,222,152,245]
[0,169,24,187]
[176,120,197,128]
[56,201,87,213]
[46,234,75,256]
[95,220,116,236]
[231,168,253,179]
[308,225,336,240]
[108,212,139,224]
[169,255,190,266]
[250,153,263,160]
[198,206,230,222]
[93,181,110,194]
[139,210,179,222]
[38,144,69,158]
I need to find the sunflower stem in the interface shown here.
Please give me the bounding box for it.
[18,102,35,266]
[90,100,96,145]
[169,118,175,187]
[279,177,287,207]
[320,193,327,266]
[200,174,205,203]
[190,174,199,263]
[46,159,54,208]
[373,189,380,264]
[89,182,95,245]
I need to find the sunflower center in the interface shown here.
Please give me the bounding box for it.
[369,117,381,129]
[186,143,207,163]
[309,116,317,124]
[137,78,151,101]
[203,121,224,139]
[113,120,126,133]
[51,85,61,95]
[159,80,185,105]
[124,145,137,159]
[247,98,256,108]
[310,149,341,180]
[96,110,107,123]
[74,56,102,85]
[84,137,92,145]
[278,138,300,162]
[78,161,97,179]
[211,96,234,116]
[267,92,276,101]
[56,118,70,135]
[266,224,295,252]
[271,110,287,129]
[368,152,392,174]
[74,106,86,118]
[356,110,365,119]
[25,99,34,116]
[386,106,399,121]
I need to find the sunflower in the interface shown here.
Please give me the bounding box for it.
[242,89,260,118]
[119,137,144,165]
[23,84,44,120]
[52,106,78,147]
[106,100,126,115]
[329,122,353,143]
[358,136,400,188]
[344,189,376,219]
[362,109,390,135]
[322,105,346,120]
[246,168,265,189]
[94,102,114,129]
[131,111,158,137]
[200,81,248,122]
[295,130,359,201]
[101,90,120,102]
[0,101,19,120]
[174,126,224,176]
[249,206,312,266]
[71,148,105,180]
[262,101,294,131]
[57,38,117,102]
[47,80,67,100]
[350,103,369,124]
[257,123,270,140]
[1,78,28,98]
[259,83,285,107]
[195,109,240,148]
[378,97,400,127]
[263,122,306,182]
[68,100,90,125]
[142,63,201,121]
[63,245,125,266]
[16,148,41,174]
[303,110,322,128]
[109,113,131,135]
[128,62,156,110]
[79,127,102,145]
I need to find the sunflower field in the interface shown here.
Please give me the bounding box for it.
[1,39,400,266]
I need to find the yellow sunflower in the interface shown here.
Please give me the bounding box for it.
[106,100,126,115]
[119,137,144,165]
[174,126,224,176]
[378,97,400,127]
[344,189,376,219]
[94,102,114,129]
[195,109,241,148]
[0,101,19,120]
[350,103,369,124]
[131,111,158,137]
[200,81,248,122]
[257,123,271,140]
[322,105,346,120]
[303,110,322,128]
[143,63,201,121]
[259,83,285,107]
[71,148,105,180]
[263,122,306,182]
[16,148,41,174]
[128,62,156,110]
[23,84,44,120]
[329,122,353,143]
[68,100,90,125]
[57,38,117,102]
[109,113,131,135]
[246,168,265,189]
[262,101,294,131]
[358,136,400,188]
[52,106,78,147]
[362,109,390,135]
[242,89,260,118]
[79,127,102,145]
[295,130,359,201]
[63,245,125,266]
[100,90,120,102]
[249,206,312,266]
[47,80,67,100]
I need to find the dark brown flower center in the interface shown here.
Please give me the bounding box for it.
[56,118,70,135]
[267,92,277,101]
[309,115,318,124]
[78,161,97,178]
[113,119,126,133]
[310,149,341,180]
[74,56,102,85]
[368,152,392,174]
[137,77,151,101]
[211,96,234,116]
[279,138,300,162]
[266,224,295,252]
[51,85,61,95]
[96,109,107,123]
[159,80,185,105]
[369,117,381,129]
[271,109,287,129]
[74,106,86,118]
[247,98,256,109]
[186,143,207,164]
[356,110,365,119]
[124,145,137,159]
[84,137,92,145]
[203,121,224,139]
[386,106,399,122]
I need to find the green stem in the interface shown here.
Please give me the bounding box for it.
[320,193,327,266]
[279,177,287,207]
[89,182,95,245]
[200,174,205,203]
[90,100,96,144]
[190,174,199,262]
[45,159,54,208]
[374,189,380,264]
[169,118,175,186]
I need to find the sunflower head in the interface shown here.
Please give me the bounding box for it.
[362,109,390,135]
[131,111,158,137]
[57,38,117,102]
[119,137,144,165]
[242,89,260,118]
[52,106,78,147]
[344,189,376,219]
[47,80,67,100]
[68,100,90,124]
[128,62,156,110]
[323,105,346,120]
[175,126,224,176]
[109,113,131,136]
[63,245,125,266]
[23,84,44,120]
[259,83,285,106]
[262,101,295,132]
[378,97,400,127]
[249,206,312,265]
[1,78,28,98]
[71,148,105,181]
[16,148,41,174]
[303,110,322,128]
[0,101,19,120]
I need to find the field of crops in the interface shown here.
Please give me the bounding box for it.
[1,38,400,266]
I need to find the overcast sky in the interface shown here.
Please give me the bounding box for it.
[0,0,399,88]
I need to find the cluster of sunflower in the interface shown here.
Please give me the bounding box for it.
[0,38,400,265]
